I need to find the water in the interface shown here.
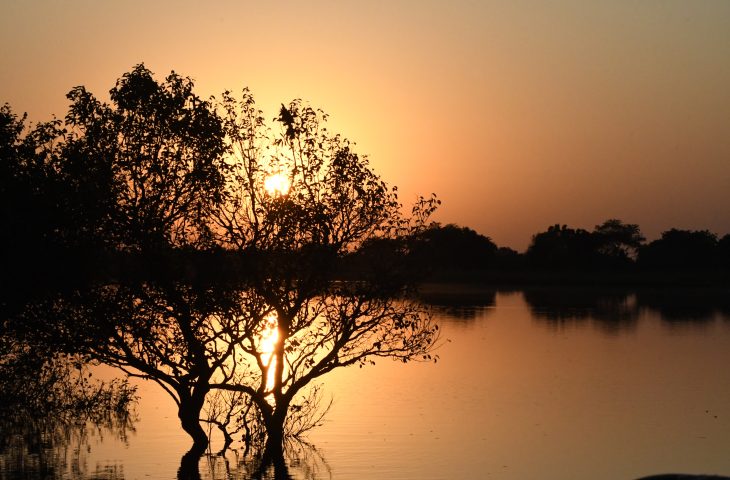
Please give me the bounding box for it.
[3,287,730,479]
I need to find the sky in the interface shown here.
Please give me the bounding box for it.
[2,1,729,250]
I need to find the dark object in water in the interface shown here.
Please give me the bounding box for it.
[636,475,730,480]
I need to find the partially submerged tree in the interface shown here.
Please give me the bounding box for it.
[21,66,242,459]
[210,92,440,460]
[8,66,439,465]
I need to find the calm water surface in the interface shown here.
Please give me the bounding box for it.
[4,288,730,479]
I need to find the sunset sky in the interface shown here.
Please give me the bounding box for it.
[2,1,729,250]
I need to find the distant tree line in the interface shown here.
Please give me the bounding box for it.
[360,220,729,283]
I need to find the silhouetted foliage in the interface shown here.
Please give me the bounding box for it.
[0,104,76,312]
[638,229,719,269]
[593,219,645,266]
[494,246,523,269]
[3,66,440,470]
[526,220,649,271]
[61,64,227,252]
[719,234,730,269]
[410,224,497,272]
[209,90,440,461]
[526,224,598,269]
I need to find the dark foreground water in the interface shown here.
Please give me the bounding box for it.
[3,287,730,479]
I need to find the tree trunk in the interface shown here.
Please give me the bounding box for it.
[178,397,208,454]
[262,410,286,464]
[177,446,203,480]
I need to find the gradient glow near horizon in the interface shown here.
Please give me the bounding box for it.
[2,1,729,250]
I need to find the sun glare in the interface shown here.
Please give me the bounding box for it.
[264,173,290,196]
[260,313,280,393]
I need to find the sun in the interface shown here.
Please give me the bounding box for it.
[264,173,290,196]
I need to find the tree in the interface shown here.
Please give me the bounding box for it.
[638,229,719,269]
[13,66,439,469]
[61,64,227,252]
[718,234,730,269]
[409,224,498,273]
[526,224,597,269]
[0,104,74,309]
[592,219,644,263]
[43,282,255,458]
[15,66,238,461]
[209,91,440,462]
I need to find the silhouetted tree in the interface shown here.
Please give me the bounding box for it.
[210,92,439,461]
[494,246,523,269]
[61,64,227,252]
[592,219,644,265]
[638,229,718,269]
[11,66,439,467]
[9,66,235,460]
[717,234,730,269]
[526,224,597,269]
[0,105,73,309]
[410,224,498,273]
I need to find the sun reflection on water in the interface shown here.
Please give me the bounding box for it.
[259,312,280,393]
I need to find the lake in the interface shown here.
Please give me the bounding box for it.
[3,286,730,479]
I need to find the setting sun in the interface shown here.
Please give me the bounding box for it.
[264,173,290,196]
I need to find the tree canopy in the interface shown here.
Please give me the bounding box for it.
[1,65,440,470]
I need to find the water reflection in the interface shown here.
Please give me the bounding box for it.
[635,288,730,326]
[192,441,330,480]
[523,287,730,333]
[5,286,730,479]
[0,413,135,479]
[523,287,639,333]
[417,284,497,321]
[1,416,329,480]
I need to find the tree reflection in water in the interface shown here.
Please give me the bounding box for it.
[417,284,498,322]
[0,411,135,479]
[178,440,330,480]
[635,288,730,327]
[1,413,331,480]
[523,287,730,333]
[523,287,639,334]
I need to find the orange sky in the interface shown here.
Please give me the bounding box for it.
[2,1,729,250]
